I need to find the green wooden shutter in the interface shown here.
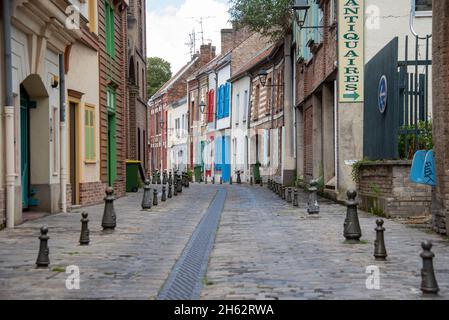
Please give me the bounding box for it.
[105,1,115,57]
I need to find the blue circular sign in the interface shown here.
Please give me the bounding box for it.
[378,75,388,114]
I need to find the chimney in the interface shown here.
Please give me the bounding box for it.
[220,25,252,54]
[199,43,215,65]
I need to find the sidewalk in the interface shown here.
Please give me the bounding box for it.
[0,185,216,299]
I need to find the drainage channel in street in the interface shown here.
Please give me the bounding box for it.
[157,188,227,300]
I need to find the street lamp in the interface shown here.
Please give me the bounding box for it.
[292,0,310,29]
[258,68,285,88]
[258,69,269,87]
[199,100,207,114]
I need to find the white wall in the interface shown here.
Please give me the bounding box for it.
[230,76,251,181]
[168,100,188,171]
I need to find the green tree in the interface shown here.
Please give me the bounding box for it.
[229,0,294,41]
[147,57,172,98]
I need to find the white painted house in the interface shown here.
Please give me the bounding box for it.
[167,98,188,172]
[230,75,251,183]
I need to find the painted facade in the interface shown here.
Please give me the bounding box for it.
[0,0,82,228]
[167,97,188,172]
[293,0,433,200]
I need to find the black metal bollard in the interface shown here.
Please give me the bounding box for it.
[205,176,208,184]
[162,185,167,202]
[287,187,292,203]
[102,187,117,230]
[142,180,152,210]
[175,174,181,193]
[307,180,320,215]
[374,219,387,261]
[153,188,158,206]
[174,180,178,196]
[237,171,242,184]
[420,241,439,295]
[282,186,287,200]
[230,176,233,185]
[292,189,299,207]
[260,178,263,187]
[184,173,190,188]
[268,179,271,190]
[36,225,50,268]
[250,176,253,186]
[79,212,90,246]
[168,171,173,185]
[152,171,157,185]
[343,190,362,243]
[220,176,223,184]
[168,182,173,198]
[163,171,168,185]
[212,176,215,184]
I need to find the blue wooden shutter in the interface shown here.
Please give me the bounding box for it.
[224,83,230,117]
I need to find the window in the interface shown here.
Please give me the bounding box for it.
[415,0,432,12]
[235,93,240,125]
[106,87,116,113]
[182,114,185,137]
[243,90,248,123]
[175,118,180,138]
[330,0,337,24]
[105,1,115,57]
[253,84,260,121]
[266,78,272,116]
[84,105,96,162]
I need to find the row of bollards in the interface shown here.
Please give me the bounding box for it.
[36,169,191,269]
[266,178,441,296]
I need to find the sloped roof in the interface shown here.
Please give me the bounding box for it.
[230,43,280,82]
[149,56,199,101]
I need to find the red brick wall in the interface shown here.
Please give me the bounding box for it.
[79,182,107,206]
[304,104,313,179]
[296,0,337,106]
[432,0,449,234]
[98,0,127,198]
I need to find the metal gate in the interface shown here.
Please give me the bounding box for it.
[363,36,432,160]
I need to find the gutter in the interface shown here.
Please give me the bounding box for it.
[3,0,15,228]
[59,54,68,213]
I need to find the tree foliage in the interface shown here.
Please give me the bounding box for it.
[229,0,294,42]
[147,57,172,98]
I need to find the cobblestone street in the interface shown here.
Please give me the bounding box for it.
[0,184,448,300]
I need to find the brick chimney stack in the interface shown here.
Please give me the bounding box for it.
[220,25,252,54]
[199,43,216,65]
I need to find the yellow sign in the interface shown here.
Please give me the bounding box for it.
[338,0,364,103]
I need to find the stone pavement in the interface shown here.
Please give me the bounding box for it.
[0,183,448,300]
[0,184,216,299]
[201,185,449,300]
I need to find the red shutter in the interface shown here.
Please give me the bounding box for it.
[208,90,215,123]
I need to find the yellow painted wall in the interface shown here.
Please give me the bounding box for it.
[65,41,100,184]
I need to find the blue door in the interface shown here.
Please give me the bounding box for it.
[20,87,30,209]
[222,136,231,182]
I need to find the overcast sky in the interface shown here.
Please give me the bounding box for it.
[146,0,232,75]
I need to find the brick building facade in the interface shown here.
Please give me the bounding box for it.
[294,0,338,196]
[149,44,216,172]
[126,0,148,171]
[431,0,449,234]
[98,0,128,197]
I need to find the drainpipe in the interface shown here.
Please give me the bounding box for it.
[59,54,68,213]
[3,0,15,228]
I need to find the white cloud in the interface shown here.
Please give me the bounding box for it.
[147,0,231,74]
